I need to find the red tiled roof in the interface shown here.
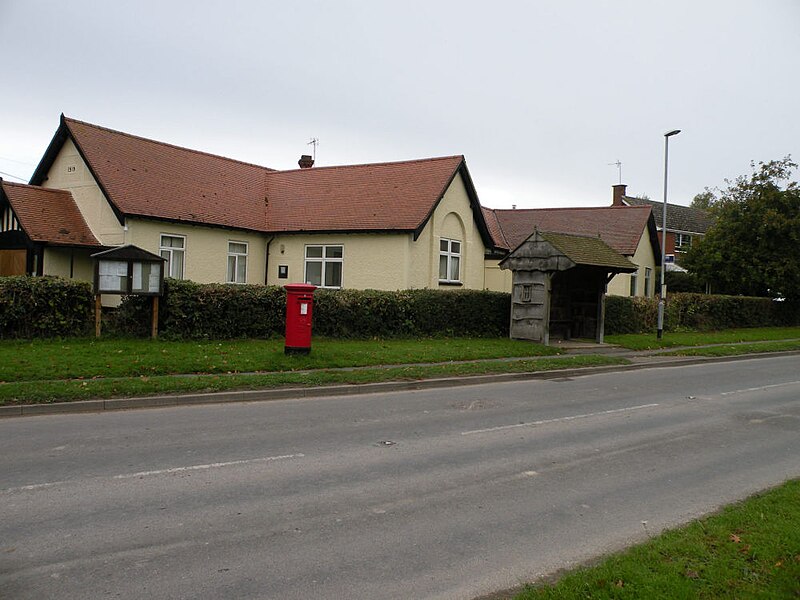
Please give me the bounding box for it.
[45,118,471,236]
[481,206,509,249]
[1,181,100,247]
[488,205,653,255]
[63,118,271,231]
[263,156,465,232]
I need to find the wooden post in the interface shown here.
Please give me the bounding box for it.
[596,288,605,344]
[95,294,102,338]
[151,295,159,340]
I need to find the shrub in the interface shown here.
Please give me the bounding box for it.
[111,280,511,339]
[111,279,285,339]
[664,270,706,293]
[604,295,657,334]
[313,288,510,338]
[605,292,800,334]
[666,293,775,331]
[0,275,94,338]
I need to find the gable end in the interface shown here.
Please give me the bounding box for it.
[30,114,126,226]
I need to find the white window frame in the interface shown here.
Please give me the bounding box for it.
[160,234,186,279]
[439,238,462,284]
[644,267,652,297]
[227,240,248,284]
[675,232,692,251]
[629,268,639,296]
[304,244,343,288]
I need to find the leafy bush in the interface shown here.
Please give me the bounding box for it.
[666,293,774,330]
[111,279,285,339]
[664,270,706,293]
[112,280,511,339]
[604,295,658,334]
[605,292,799,334]
[0,276,94,338]
[313,288,510,338]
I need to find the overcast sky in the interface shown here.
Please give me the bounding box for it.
[1,1,798,208]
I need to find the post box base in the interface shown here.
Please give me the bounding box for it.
[284,346,311,355]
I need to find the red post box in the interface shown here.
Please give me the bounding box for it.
[284,283,316,354]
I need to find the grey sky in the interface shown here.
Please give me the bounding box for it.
[1,0,798,208]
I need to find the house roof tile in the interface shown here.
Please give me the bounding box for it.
[263,156,466,232]
[30,117,486,240]
[487,205,653,255]
[62,118,271,232]
[623,197,714,233]
[1,180,100,247]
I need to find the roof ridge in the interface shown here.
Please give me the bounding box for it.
[492,205,651,213]
[540,229,606,239]
[63,116,276,172]
[1,180,72,194]
[271,154,464,174]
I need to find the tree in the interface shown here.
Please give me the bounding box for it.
[683,156,800,299]
[690,189,716,210]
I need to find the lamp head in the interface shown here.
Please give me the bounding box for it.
[665,129,681,137]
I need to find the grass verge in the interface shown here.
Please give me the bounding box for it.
[0,355,627,405]
[0,337,558,383]
[605,327,800,351]
[664,340,800,357]
[515,479,800,599]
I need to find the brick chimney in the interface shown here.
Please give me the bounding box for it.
[612,184,627,206]
[298,155,314,169]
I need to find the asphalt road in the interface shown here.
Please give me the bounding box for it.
[2,355,799,599]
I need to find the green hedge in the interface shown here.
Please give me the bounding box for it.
[110,279,285,339]
[111,280,511,339]
[0,276,94,338]
[605,292,800,334]
[7,275,796,341]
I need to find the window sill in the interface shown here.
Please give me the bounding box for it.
[438,280,463,287]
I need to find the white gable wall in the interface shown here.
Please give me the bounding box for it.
[409,172,486,289]
[42,138,125,246]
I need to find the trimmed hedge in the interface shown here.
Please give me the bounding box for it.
[605,292,800,335]
[0,276,94,339]
[604,295,658,335]
[111,280,511,339]
[6,275,798,340]
[110,279,285,339]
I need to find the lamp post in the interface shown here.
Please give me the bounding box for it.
[657,129,681,339]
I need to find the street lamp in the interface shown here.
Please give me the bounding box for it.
[657,129,681,340]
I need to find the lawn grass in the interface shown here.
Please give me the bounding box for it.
[515,479,800,599]
[0,337,558,383]
[664,339,800,357]
[605,327,800,351]
[0,354,626,405]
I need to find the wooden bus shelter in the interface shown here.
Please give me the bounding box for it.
[499,230,637,345]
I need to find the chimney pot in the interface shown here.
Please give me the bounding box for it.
[612,184,627,206]
[298,154,314,169]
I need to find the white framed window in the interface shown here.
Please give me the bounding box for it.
[629,268,639,296]
[644,267,652,297]
[1,205,20,232]
[675,233,692,251]
[305,244,343,288]
[227,241,248,284]
[160,234,185,279]
[439,238,461,283]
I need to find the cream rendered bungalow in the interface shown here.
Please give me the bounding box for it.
[2,116,505,291]
[1,116,659,297]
